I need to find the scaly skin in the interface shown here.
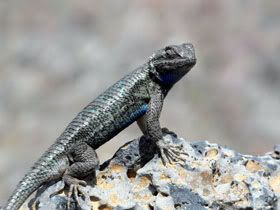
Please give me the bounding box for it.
[4,43,196,210]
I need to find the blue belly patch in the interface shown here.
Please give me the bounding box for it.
[130,104,149,119]
[121,104,149,128]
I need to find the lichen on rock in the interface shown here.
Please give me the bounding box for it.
[23,135,280,210]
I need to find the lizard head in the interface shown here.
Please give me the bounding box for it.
[148,43,196,86]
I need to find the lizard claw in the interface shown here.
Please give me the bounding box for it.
[65,178,88,210]
[157,139,188,167]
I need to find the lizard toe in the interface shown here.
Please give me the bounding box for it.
[67,182,88,210]
[157,139,187,166]
[63,175,89,210]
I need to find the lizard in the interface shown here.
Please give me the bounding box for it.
[3,43,196,210]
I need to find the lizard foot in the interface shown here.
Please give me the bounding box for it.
[157,138,188,166]
[64,177,88,210]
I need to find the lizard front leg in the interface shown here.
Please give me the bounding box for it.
[63,142,99,208]
[137,91,186,165]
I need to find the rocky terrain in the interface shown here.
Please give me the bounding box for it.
[19,134,280,210]
[1,1,280,204]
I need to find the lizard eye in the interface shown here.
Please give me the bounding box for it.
[165,46,179,58]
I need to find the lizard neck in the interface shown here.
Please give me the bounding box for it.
[146,63,174,97]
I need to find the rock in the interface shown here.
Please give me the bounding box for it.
[25,134,280,210]
[272,145,280,160]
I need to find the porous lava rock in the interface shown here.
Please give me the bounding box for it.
[22,134,280,210]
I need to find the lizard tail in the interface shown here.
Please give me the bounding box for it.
[4,146,68,210]
[4,169,46,210]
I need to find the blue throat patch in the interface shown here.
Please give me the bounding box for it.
[160,73,181,85]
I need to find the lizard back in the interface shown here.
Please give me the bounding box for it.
[57,65,151,150]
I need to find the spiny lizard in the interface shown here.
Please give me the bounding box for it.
[4,43,196,210]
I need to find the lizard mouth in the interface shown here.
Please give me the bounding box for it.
[152,57,196,69]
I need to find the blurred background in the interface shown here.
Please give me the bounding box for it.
[1,0,280,203]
